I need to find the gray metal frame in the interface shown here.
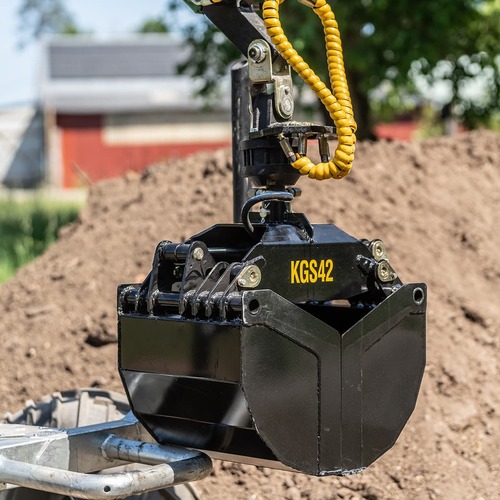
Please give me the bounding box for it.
[0,412,212,499]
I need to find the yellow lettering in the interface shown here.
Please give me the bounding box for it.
[300,260,309,284]
[325,259,334,282]
[290,259,335,284]
[309,259,318,283]
[318,260,325,281]
[291,260,300,284]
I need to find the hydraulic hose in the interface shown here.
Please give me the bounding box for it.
[262,0,357,180]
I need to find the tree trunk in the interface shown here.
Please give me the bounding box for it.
[347,71,375,140]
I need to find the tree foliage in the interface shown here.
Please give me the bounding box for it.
[137,17,170,34]
[18,0,79,47]
[169,0,500,136]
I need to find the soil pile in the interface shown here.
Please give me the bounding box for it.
[1,131,499,499]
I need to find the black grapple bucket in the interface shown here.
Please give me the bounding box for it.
[118,222,426,476]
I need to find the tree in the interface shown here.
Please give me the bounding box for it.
[168,0,500,138]
[18,0,80,47]
[137,17,169,34]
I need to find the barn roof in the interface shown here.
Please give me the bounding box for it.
[40,35,230,113]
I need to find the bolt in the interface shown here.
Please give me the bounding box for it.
[248,270,259,286]
[173,265,183,278]
[377,261,396,282]
[192,247,204,261]
[280,96,294,117]
[249,43,267,63]
[378,263,391,281]
[371,240,386,261]
[248,47,258,60]
[237,265,262,289]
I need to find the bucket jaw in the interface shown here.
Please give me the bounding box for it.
[241,286,425,475]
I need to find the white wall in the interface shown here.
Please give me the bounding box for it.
[0,107,44,188]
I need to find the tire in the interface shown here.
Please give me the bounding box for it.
[1,389,200,500]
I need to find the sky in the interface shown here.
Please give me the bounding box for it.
[0,0,195,108]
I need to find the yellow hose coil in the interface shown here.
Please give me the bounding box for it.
[262,0,357,180]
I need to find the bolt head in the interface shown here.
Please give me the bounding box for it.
[377,260,396,282]
[237,265,262,289]
[249,43,267,63]
[248,270,259,285]
[371,240,386,261]
[378,263,390,280]
[193,247,204,261]
[173,265,183,278]
[280,96,294,117]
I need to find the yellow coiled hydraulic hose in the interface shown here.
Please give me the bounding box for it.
[262,0,357,180]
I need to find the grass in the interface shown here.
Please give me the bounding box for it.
[0,197,82,284]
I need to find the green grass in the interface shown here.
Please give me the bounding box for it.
[0,197,82,284]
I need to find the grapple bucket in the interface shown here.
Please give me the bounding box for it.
[118,222,426,476]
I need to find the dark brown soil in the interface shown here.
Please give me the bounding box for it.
[1,131,499,499]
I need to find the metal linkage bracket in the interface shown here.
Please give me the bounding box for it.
[0,413,212,499]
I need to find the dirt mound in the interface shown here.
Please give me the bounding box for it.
[1,131,499,499]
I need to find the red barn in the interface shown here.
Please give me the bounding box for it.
[41,35,231,188]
